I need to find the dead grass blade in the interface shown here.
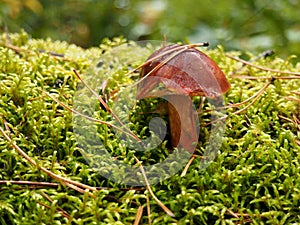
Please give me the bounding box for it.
[277,114,300,146]
[278,114,300,131]
[231,75,300,80]
[40,191,71,219]
[133,205,144,225]
[226,54,300,76]
[292,91,300,96]
[41,89,141,142]
[231,81,271,115]
[283,96,300,103]
[146,193,152,225]
[73,70,140,141]
[37,201,71,219]
[230,50,275,75]
[204,81,272,126]
[180,154,196,177]
[5,43,70,61]
[0,121,97,195]
[0,180,59,188]
[133,156,175,218]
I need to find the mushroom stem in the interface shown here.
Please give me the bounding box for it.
[166,94,199,153]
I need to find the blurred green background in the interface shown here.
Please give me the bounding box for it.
[1,0,300,56]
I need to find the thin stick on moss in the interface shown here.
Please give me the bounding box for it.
[204,81,272,126]
[288,91,300,103]
[40,191,71,219]
[146,193,152,225]
[0,123,97,195]
[293,114,300,128]
[133,205,144,225]
[230,50,275,75]
[37,201,71,220]
[180,154,196,177]
[72,69,141,141]
[225,208,239,218]
[225,208,258,220]
[0,180,59,188]
[4,43,71,61]
[220,81,271,110]
[133,156,175,218]
[232,81,272,115]
[41,89,141,142]
[283,96,300,103]
[64,182,95,197]
[226,54,300,76]
[278,114,300,130]
[231,75,300,80]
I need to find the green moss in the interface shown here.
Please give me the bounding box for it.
[0,32,299,224]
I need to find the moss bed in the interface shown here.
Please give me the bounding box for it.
[0,32,299,224]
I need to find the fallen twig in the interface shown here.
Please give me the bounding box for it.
[0,180,59,188]
[180,155,196,177]
[0,120,97,196]
[41,89,141,141]
[37,201,71,219]
[72,69,141,141]
[4,43,70,61]
[146,193,152,225]
[226,54,300,76]
[133,156,175,217]
[133,205,144,225]
[40,191,71,219]
[203,81,272,126]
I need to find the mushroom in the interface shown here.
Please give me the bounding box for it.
[137,44,230,153]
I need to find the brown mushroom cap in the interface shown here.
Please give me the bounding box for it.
[137,44,230,99]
